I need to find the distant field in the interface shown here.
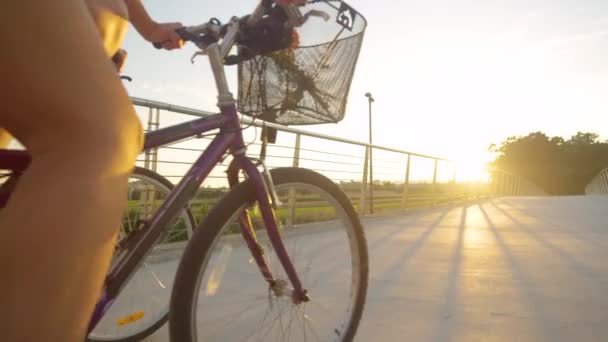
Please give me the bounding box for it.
[125,182,490,243]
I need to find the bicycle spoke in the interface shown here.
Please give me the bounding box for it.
[249,304,283,342]
[242,300,272,342]
[285,303,296,342]
[253,301,295,342]
[142,262,166,289]
[278,303,286,342]
[296,306,307,342]
[303,308,323,342]
[201,297,267,339]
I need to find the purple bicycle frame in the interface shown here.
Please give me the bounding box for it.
[0,102,306,333]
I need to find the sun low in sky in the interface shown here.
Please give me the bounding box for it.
[122,0,608,183]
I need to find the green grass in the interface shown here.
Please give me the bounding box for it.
[125,184,490,243]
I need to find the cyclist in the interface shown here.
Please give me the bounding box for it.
[0,1,183,341]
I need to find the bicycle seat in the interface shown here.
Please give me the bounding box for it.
[112,48,128,72]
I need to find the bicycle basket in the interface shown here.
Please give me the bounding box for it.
[237,0,367,125]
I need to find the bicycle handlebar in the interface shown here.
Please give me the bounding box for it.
[151,0,309,52]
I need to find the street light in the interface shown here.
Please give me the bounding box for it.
[365,92,374,214]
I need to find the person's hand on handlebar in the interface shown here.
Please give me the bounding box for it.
[124,0,185,50]
[145,22,185,50]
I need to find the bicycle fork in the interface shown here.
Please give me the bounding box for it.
[226,156,309,304]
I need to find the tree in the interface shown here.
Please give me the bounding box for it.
[489,131,608,195]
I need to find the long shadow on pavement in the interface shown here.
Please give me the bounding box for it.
[479,203,557,341]
[496,198,608,251]
[432,205,468,342]
[488,200,603,282]
[369,206,453,294]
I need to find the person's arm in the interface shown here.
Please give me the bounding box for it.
[124,0,183,49]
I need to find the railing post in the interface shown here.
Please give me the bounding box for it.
[500,172,506,195]
[452,162,458,202]
[144,107,160,172]
[144,107,152,170]
[495,172,501,196]
[292,133,301,168]
[142,107,160,222]
[501,174,506,195]
[402,154,411,209]
[359,146,369,215]
[287,134,301,228]
[432,159,438,205]
[369,145,374,214]
[519,177,524,195]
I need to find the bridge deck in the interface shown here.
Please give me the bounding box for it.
[140,196,608,341]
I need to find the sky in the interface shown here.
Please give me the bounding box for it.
[122,0,608,179]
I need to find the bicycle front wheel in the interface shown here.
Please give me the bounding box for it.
[170,167,368,342]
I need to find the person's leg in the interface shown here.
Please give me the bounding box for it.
[0,1,142,342]
[0,128,11,147]
[86,0,129,57]
[0,0,128,150]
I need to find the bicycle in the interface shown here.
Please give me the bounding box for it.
[0,0,368,341]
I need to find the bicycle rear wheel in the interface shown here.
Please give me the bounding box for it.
[88,167,195,342]
[170,167,368,342]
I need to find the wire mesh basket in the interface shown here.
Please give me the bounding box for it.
[237,0,367,126]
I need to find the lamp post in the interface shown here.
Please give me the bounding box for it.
[365,92,374,214]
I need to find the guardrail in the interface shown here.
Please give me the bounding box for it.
[130,97,543,221]
[585,168,608,194]
[488,168,546,196]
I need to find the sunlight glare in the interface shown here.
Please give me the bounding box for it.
[455,153,492,182]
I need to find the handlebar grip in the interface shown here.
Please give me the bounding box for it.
[153,28,195,49]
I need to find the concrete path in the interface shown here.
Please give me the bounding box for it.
[97,196,608,341]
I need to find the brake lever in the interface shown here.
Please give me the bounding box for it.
[190,51,206,64]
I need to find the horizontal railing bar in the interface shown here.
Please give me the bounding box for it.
[131,97,451,162]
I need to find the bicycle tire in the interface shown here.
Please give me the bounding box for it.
[169,167,368,342]
[87,166,195,342]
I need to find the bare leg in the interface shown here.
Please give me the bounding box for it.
[0,128,11,148]
[0,1,142,341]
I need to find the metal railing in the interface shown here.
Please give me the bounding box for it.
[585,168,608,194]
[488,168,546,196]
[130,97,543,221]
